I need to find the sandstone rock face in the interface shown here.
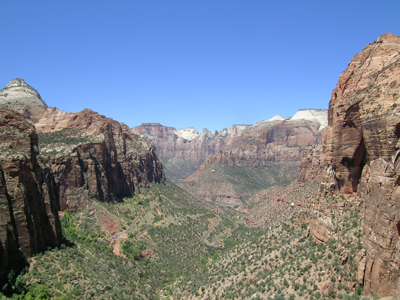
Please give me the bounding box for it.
[0,107,62,283]
[132,123,250,181]
[297,140,327,183]
[0,78,47,122]
[36,108,165,211]
[308,33,400,297]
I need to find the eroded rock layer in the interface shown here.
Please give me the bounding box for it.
[0,107,62,283]
[36,108,165,211]
[307,33,400,297]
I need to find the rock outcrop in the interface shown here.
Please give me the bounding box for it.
[0,78,47,122]
[36,108,165,211]
[307,33,400,297]
[0,107,62,283]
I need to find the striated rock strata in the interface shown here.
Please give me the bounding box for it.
[306,33,400,297]
[36,108,165,211]
[0,107,62,283]
[0,78,47,122]
[297,143,327,183]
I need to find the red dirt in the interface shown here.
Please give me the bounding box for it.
[101,216,119,236]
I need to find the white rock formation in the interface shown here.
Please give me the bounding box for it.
[0,78,47,122]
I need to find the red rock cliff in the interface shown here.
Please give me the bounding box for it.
[201,116,326,169]
[0,107,62,283]
[36,108,165,211]
[310,33,400,297]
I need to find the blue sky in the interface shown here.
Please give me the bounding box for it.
[1,1,399,132]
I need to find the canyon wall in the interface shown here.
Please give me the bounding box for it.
[0,107,62,283]
[36,108,165,211]
[306,33,400,297]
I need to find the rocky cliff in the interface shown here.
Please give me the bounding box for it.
[180,110,327,201]
[306,33,400,297]
[0,78,165,213]
[36,108,165,211]
[0,107,62,284]
[201,111,327,168]
[132,123,250,181]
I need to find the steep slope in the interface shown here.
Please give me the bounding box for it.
[180,109,327,203]
[306,33,400,297]
[0,107,62,284]
[35,107,165,211]
[132,123,250,181]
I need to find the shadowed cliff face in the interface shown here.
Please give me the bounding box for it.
[36,108,165,211]
[0,107,62,283]
[307,33,400,297]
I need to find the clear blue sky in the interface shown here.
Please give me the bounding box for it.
[1,1,399,132]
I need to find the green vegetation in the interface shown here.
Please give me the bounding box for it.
[1,179,371,300]
[38,128,100,157]
[38,128,93,146]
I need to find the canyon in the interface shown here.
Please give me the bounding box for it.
[1,33,400,299]
[179,109,327,203]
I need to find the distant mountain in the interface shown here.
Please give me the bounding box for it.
[179,109,327,204]
[132,123,250,181]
